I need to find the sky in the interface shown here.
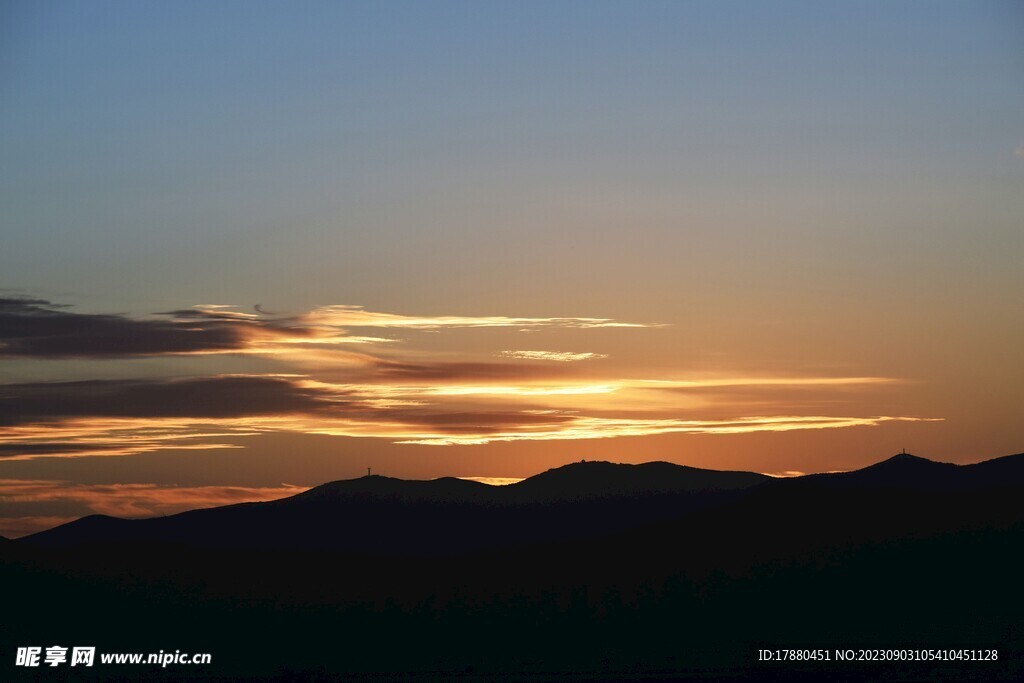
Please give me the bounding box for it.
[1,1,1022,537]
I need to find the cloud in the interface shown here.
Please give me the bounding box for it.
[1015,146,1024,156]
[499,350,607,362]
[0,375,350,426]
[304,305,654,330]
[0,297,651,359]
[0,371,940,458]
[397,410,575,430]
[368,358,576,381]
[0,428,248,459]
[395,415,942,445]
[630,377,898,390]
[424,383,616,396]
[0,294,939,459]
[0,441,219,457]
[0,375,360,458]
[0,297,251,358]
[0,374,588,457]
[456,477,524,486]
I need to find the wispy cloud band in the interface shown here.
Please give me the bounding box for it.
[499,350,607,362]
[0,297,652,359]
[0,372,938,458]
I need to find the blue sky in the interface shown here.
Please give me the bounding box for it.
[0,1,1022,535]
[3,1,1020,311]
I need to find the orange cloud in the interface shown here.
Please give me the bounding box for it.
[303,305,654,330]
[499,350,607,362]
[456,477,525,486]
[630,377,899,389]
[0,296,654,363]
[393,415,941,445]
[0,372,939,459]
[0,294,942,461]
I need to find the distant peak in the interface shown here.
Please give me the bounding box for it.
[853,452,958,475]
[548,460,677,471]
[881,452,931,464]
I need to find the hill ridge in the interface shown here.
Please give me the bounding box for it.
[17,452,1024,552]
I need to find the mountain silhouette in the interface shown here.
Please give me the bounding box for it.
[287,473,496,503]
[506,459,767,500]
[806,451,1024,490]
[963,450,1024,484]
[810,451,960,488]
[21,460,770,553]
[5,452,1024,682]
[21,454,1024,552]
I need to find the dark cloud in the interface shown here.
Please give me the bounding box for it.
[371,359,573,381]
[0,296,624,363]
[0,297,253,358]
[153,308,254,322]
[0,374,581,457]
[396,411,573,435]
[0,374,567,432]
[0,442,143,457]
[0,297,655,455]
[0,375,345,426]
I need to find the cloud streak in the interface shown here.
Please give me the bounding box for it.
[499,350,607,362]
[0,371,939,458]
[0,294,940,460]
[456,477,525,486]
[0,297,252,358]
[395,415,941,445]
[0,375,349,425]
[304,305,653,330]
[0,297,651,359]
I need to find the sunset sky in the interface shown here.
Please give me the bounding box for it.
[1,1,1022,537]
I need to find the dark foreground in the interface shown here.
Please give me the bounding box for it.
[3,454,1023,681]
